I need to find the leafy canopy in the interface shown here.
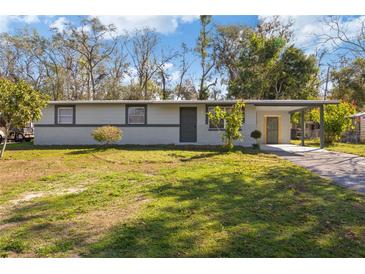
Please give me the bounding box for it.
[0,78,48,129]
[228,29,319,100]
[331,58,365,110]
[310,101,356,144]
[208,101,245,150]
[0,78,49,158]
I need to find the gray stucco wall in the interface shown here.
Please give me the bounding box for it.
[34,102,290,146]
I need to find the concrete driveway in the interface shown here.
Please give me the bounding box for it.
[261,144,365,195]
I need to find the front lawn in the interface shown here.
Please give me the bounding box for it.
[292,139,365,157]
[0,143,364,257]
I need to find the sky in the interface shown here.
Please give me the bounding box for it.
[0,15,363,92]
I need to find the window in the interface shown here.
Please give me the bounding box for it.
[57,106,74,124]
[127,106,146,124]
[207,106,232,130]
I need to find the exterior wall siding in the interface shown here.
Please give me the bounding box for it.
[36,105,55,124]
[34,102,289,146]
[76,104,125,124]
[34,126,180,145]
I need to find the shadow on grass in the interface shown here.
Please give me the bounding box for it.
[5,142,259,155]
[83,165,365,257]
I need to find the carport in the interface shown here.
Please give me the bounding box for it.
[248,100,339,148]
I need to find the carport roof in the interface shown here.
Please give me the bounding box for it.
[49,99,339,106]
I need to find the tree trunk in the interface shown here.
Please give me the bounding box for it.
[0,136,8,159]
[90,70,96,100]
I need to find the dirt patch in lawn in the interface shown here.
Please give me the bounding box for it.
[76,195,150,245]
[0,187,87,224]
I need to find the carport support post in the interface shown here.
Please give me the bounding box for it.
[320,105,325,149]
[300,110,305,146]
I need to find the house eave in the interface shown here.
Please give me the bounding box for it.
[48,99,339,106]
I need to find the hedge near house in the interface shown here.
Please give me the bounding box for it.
[92,126,123,145]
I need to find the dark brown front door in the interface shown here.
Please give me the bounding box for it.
[180,107,197,142]
[266,117,279,144]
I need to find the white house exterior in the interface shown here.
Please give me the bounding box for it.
[34,100,338,147]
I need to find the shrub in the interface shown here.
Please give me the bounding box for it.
[250,130,262,149]
[250,130,262,140]
[92,126,122,145]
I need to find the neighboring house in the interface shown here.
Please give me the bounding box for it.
[349,112,365,143]
[34,99,338,147]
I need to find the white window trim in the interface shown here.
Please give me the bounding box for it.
[127,106,146,125]
[57,107,74,124]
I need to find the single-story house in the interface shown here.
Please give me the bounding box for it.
[34,99,338,148]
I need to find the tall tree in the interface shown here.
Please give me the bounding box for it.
[61,17,118,100]
[174,43,194,99]
[269,46,319,99]
[0,30,46,90]
[257,16,294,41]
[228,30,286,99]
[331,57,365,110]
[214,24,244,86]
[0,78,48,158]
[126,28,177,99]
[196,15,216,100]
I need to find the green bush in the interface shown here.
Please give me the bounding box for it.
[92,126,122,145]
[310,101,356,144]
[250,130,262,140]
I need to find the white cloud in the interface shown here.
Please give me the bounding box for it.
[162,62,174,70]
[97,16,198,35]
[260,16,365,54]
[0,16,11,32]
[170,70,181,82]
[50,17,69,32]
[20,15,40,24]
[0,15,40,32]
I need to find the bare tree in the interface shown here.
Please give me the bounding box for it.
[125,28,159,99]
[0,30,46,90]
[61,17,118,100]
[257,16,294,41]
[126,28,177,99]
[174,43,194,99]
[103,45,130,99]
[318,16,365,59]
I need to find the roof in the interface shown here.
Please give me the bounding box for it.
[49,99,339,106]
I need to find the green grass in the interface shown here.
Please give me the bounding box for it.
[292,138,365,157]
[0,143,364,257]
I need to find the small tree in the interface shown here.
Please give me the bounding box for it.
[92,126,122,145]
[0,78,48,159]
[310,101,356,144]
[250,130,262,148]
[208,101,245,150]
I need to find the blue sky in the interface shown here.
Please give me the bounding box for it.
[0,15,363,91]
[0,15,260,88]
